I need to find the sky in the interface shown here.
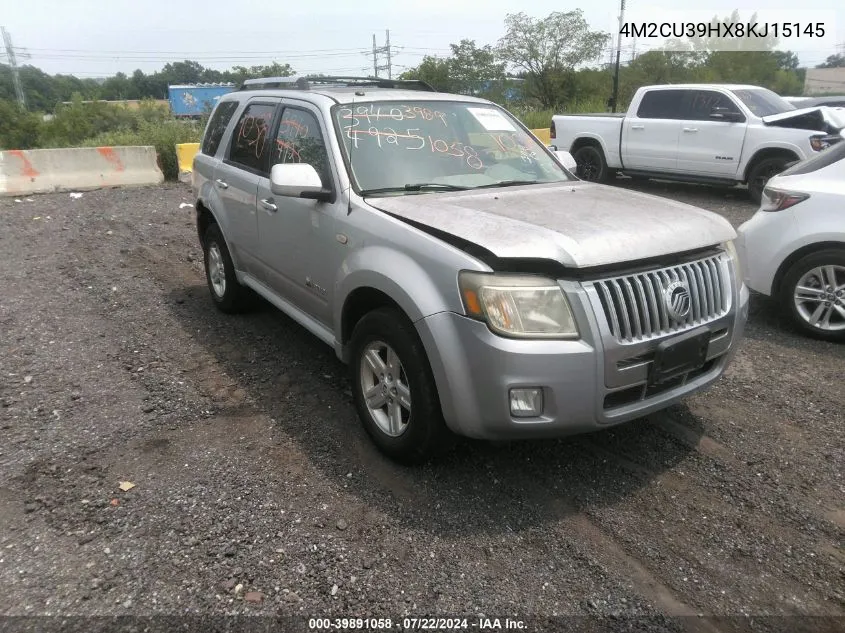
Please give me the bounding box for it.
[0,0,842,79]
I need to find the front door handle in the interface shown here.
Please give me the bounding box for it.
[683,127,699,133]
[630,124,645,130]
[259,198,278,212]
[215,179,229,189]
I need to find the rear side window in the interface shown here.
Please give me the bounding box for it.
[636,90,687,119]
[201,101,238,156]
[228,103,277,173]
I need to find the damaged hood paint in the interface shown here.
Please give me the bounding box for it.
[366,182,737,268]
[761,106,845,133]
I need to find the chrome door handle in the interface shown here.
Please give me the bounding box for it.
[215,179,229,189]
[630,124,645,130]
[259,198,278,212]
[683,127,699,133]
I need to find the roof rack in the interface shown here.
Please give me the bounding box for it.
[239,75,436,92]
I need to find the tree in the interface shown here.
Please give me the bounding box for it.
[0,99,41,149]
[817,53,845,68]
[496,10,610,108]
[448,39,506,96]
[400,56,453,92]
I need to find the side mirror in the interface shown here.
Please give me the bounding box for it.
[554,150,577,172]
[710,107,743,122]
[270,163,332,201]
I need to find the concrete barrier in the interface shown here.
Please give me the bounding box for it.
[0,146,164,196]
[176,143,200,183]
[530,128,551,145]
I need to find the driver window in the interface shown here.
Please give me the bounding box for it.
[687,91,742,121]
[272,108,332,187]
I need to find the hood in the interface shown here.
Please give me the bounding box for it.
[367,182,736,269]
[762,106,845,134]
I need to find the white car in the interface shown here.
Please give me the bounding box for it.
[737,141,845,341]
[552,84,845,203]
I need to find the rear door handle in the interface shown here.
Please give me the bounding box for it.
[259,198,278,212]
[215,179,229,189]
[630,124,645,130]
[683,127,699,133]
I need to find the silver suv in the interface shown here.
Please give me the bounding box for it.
[192,76,749,463]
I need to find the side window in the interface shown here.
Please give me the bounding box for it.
[636,90,687,119]
[687,90,742,121]
[228,103,277,173]
[201,101,238,156]
[271,108,331,187]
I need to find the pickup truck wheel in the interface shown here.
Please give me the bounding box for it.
[747,157,789,204]
[572,145,610,183]
[350,307,453,464]
[203,224,253,314]
[781,249,845,342]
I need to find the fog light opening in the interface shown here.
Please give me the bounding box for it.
[509,388,544,418]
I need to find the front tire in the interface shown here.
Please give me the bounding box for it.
[349,307,453,464]
[747,157,790,205]
[203,224,253,314]
[780,249,845,342]
[573,145,611,183]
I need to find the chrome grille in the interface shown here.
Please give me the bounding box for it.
[591,254,730,342]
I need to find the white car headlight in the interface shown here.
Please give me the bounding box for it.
[458,271,579,339]
[723,240,743,287]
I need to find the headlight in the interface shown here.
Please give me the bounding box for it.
[458,271,579,339]
[723,240,743,287]
[810,135,837,152]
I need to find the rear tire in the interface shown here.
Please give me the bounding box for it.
[573,145,611,183]
[780,249,845,342]
[203,224,253,314]
[349,307,454,464]
[747,156,790,205]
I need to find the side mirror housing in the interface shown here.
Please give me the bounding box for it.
[554,150,578,172]
[710,107,744,123]
[270,163,333,201]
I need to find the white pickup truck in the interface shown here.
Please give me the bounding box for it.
[551,84,845,203]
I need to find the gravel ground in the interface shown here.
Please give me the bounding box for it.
[0,180,842,632]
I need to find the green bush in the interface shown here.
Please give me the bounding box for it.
[81,119,201,180]
[0,100,42,150]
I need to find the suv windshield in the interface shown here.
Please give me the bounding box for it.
[731,88,796,117]
[332,101,573,194]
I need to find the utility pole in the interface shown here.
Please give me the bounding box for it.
[1,26,26,108]
[385,30,392,79]
[372,34,379,77]
[610,0,626,113]
[371,31,392,78]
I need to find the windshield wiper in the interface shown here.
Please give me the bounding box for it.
[470,180,546,189]
[360,183,470,195]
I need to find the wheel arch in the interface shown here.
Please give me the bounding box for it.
[743,147,801,183]
[772,241,845,296]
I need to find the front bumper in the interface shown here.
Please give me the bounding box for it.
[736,209,797,296]
[416,280,749,441]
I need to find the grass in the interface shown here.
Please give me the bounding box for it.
[80,120,202,180]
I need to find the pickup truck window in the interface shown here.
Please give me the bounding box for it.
[636,90,688,119]
[731,89,796,117]
[332,101,572,194]
[687,90,742,121]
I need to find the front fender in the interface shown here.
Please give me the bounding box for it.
[335,245,456,331]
